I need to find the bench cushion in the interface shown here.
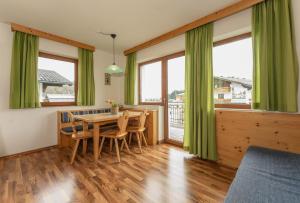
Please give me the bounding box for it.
[61,108,111,123]
[61,123,117,134]
[225,146,300,203]
[61,124,94,134]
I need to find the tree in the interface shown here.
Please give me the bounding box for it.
[168,90,184,100]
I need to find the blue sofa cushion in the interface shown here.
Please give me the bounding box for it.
[61,124,94,134]
[61,108,112,124]
[61,112,69,123]
[225,146,300,203]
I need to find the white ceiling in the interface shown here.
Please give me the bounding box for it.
[0,0,239,54]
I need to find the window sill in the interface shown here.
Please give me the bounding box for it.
[215,104,251,109]
[41,102,77,107]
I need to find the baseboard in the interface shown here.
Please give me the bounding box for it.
[0,145,58,159]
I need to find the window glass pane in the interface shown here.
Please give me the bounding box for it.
[213,37,253,104]
[38,57,75,102]
[140,61,162,103]
[167,56,185,142]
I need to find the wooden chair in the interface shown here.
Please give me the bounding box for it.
[127,111,148,153]
[98,111,130,162]
[68,112,93,164]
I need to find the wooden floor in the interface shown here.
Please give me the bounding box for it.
[0,144,236,203]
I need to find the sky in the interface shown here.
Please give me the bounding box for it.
[213,38,253,80]
[38,57,75,82]
[140,61,162,101]
[141,38,253,100]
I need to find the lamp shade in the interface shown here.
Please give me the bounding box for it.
[105,64,123,74]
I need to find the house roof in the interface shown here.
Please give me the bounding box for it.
[214,76,252,89]
[38,69,72,85]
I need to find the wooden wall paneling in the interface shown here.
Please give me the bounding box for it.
[216,110,300,168]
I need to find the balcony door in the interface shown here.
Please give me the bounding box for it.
[139,52,185,145]
[164,52,185,145]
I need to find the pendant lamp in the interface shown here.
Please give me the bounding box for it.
[104,34,123,74]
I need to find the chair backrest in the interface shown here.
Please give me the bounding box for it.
[68,112,78,133]
[138,110,148,129]
[117,111,129,135]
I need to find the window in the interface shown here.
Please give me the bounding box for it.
[139,60,162,104]
[213,33,253,108]
[38,52,78,106]
[138,51,185,145]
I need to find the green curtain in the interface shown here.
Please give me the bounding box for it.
[124,52,137,105]
[184,23,217,161]
[10,31,40,109]
[77,48,95,106]
[252,0,299,112]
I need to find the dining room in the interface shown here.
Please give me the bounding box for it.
[2,0,300,202]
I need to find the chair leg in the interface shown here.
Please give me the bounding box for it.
[71,139,80,164]
[136,132,143,153]
[120,139,125,151]
[141,132,148,147]
[82,139,87,154]
[110,138,113,153]
[114,138,121,163]
[99,137,105,158]
[123,137,131,154]
[128,132,132,145]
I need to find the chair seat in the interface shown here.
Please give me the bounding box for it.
[71,131,93,139]
[101,129,127,138]
[127,126,145,132]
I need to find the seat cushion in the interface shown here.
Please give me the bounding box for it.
[61,112,70,123]
[61,124,93,134]
[225,146,300,203]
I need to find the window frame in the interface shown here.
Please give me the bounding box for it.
[138,51,185,106]
[138,32,252,109]
[38,52,78,107]
[213,32,252,109]
[138,57,164,105]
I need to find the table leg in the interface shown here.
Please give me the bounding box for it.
[82,122,89,154]
[93,123,100,161]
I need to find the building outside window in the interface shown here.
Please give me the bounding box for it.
[38,52,77,106]
[213,34,253,106]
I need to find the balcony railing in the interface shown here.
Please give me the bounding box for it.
[168,102,184,128]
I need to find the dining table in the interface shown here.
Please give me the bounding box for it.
[73,111,142,161]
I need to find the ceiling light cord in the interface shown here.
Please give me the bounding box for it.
[112,35,115,65]
[97,32,117,65]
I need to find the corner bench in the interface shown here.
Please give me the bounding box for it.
[57,108,114,147]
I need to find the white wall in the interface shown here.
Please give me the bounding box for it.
[0,22,125,156]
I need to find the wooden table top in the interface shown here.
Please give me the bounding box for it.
[73,111,141,123]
